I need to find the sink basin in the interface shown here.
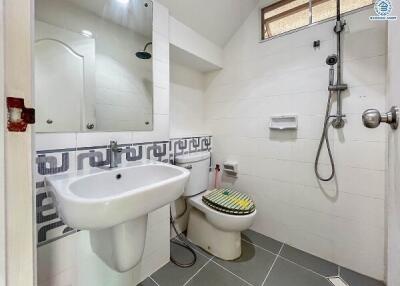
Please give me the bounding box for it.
[47,160,190,229]
[46,160,190,272]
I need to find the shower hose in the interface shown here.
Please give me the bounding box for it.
[314,91,336,182]
[170,199,197,268]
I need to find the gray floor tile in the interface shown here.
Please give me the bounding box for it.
[149,230,383,286]
[151,242,209,286]
[241,230,283,254]
[213,240,276,286]
[186,262,249,286]
[265,257,332,286]
[280,244,338,277]
[137,277,158,286]
[172,237,214,259]
[340,267,385,286]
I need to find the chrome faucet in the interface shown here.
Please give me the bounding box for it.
[109,140,122,168]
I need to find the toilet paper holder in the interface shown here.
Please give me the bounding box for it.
[223,161,238,177]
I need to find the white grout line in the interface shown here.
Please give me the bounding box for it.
[149,276,161,286]
[261,243,284,286]
[242,237,337,281]
[182,257,213,286]
[278,255,328,279]
[170,235,341,286]
[210,260,254,286]
[241,238,282,256]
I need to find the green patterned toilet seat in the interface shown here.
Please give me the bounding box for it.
[202,188,256,216]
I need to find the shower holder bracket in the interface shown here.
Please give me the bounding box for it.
[328,84,348,92]
[334,20,346,33]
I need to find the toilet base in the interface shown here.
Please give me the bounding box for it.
[187,208,242,260]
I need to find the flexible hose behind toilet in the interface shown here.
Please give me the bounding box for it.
[170,200,197,268]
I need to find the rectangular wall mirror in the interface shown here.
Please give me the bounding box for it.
[34,0,153,133]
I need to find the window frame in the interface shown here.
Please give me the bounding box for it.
[260,0,374,41]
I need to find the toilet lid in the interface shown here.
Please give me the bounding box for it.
[202,188,256,216]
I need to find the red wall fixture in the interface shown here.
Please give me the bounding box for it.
[6,97,35,132]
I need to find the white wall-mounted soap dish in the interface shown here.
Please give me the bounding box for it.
[269,115,298,130]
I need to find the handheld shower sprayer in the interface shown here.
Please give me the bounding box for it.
[326,55,338,86]
[314,0,348,182]
[314,58,338,182]
[329,66,335,86]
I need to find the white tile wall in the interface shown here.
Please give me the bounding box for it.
[35,2,172,285]
[386,3,400,286]
[169,62,210,138]
[169,17,223,69]
[204,7,386,280]
[168,62,211,233]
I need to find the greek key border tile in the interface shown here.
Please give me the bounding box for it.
[35,136,212,247]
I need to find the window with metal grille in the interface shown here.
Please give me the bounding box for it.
[261,0,374,40]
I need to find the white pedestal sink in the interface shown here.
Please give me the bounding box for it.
[46,160,190,272]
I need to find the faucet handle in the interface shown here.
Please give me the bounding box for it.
[110,140,118,148]
[110,141,123,153]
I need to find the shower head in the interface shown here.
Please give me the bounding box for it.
[135,51,152,60]
[326,54,338,66]
[136,42,152,60]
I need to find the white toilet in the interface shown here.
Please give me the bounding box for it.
[175,152,256,260]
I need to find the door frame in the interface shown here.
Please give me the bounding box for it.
[0,0,6,284]
[3,0,35,285]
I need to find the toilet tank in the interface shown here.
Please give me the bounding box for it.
[175,152,210,197]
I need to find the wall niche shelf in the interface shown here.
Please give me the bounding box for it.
[269,115,298,130]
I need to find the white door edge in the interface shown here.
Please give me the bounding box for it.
[3,0,35,285]
[0,0,5,284]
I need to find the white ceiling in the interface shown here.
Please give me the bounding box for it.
[157,0,258,47]
[66,0,153,37]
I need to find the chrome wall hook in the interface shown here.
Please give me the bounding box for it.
[362,106,399,130]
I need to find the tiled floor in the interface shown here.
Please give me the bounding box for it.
[139,230,385,286]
